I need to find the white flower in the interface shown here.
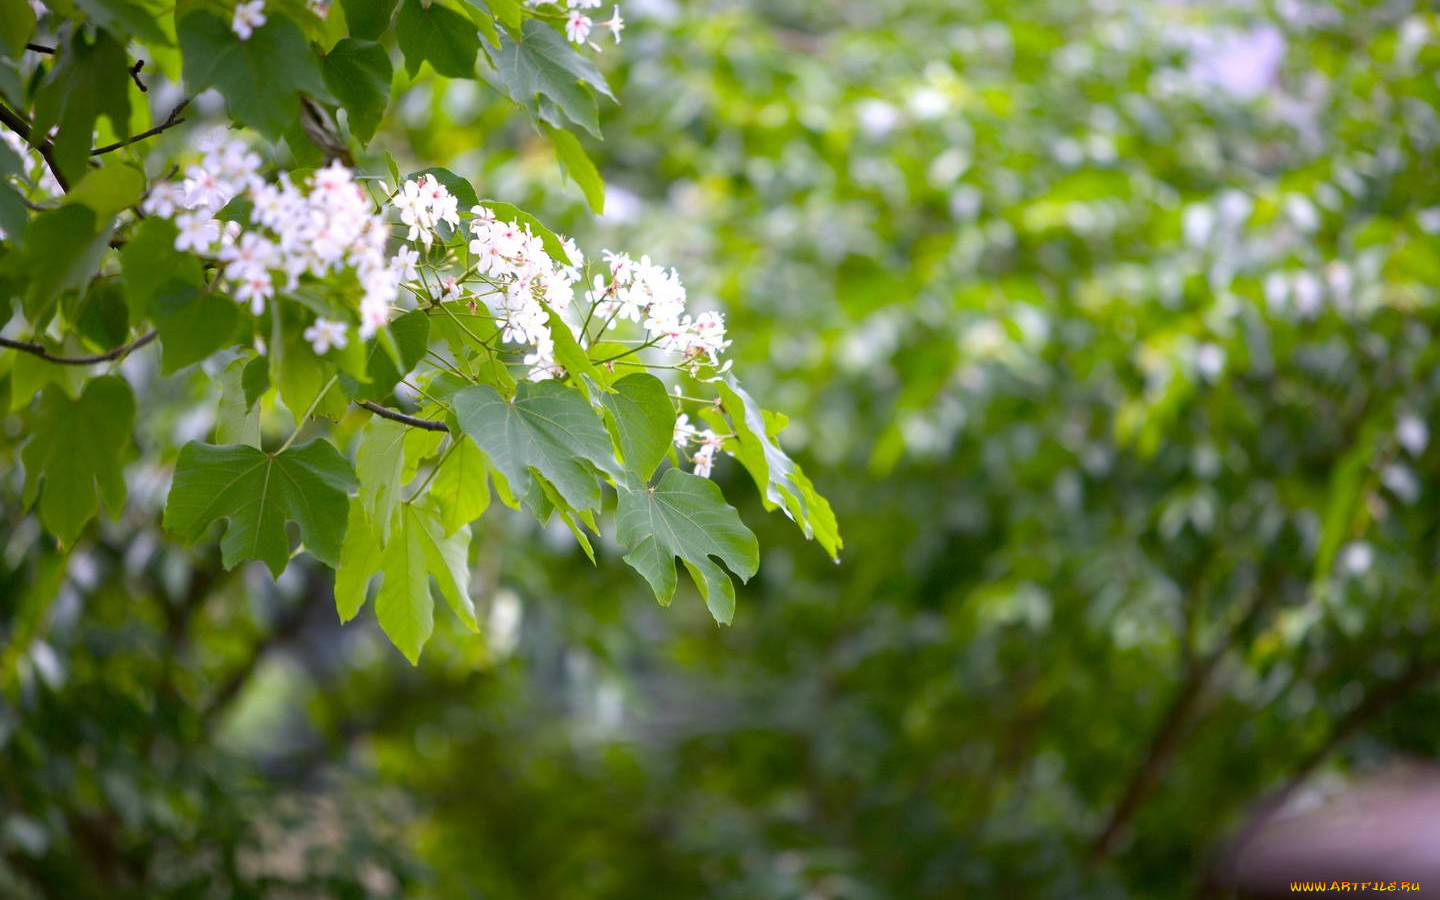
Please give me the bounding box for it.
[391,174,459,247]
[1397,413,1429,456]
[565,11,593,44]
[391,246,420,282]
[856,99,899,138]
[430,276,461,303]
[141,182,185,218]
[303,317,348,355]
[1382,463,1421,505]
[673,413,697,448]
[1340,541,1374,576]
[692,445,715,478]
[600,6,623,43]
[1194,342,1224,381]
[234,271,274,315]
[1292,271,1322,318]
[567,0,601,7]
[359,294,390,340]
[174,213,220,253]
[232,0,266,40]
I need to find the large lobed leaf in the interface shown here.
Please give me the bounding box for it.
[616,468,758,625]
[178,10,330,139]
[163,440,357,576]
[21,377,136,546]
[335,498,476,664]
[718,376,842,560]
[452,380,613,513]
[489,20,615,137]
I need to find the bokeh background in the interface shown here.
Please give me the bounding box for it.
[4,0,1440,896]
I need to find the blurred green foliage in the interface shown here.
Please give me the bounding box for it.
[5,0,1440,897]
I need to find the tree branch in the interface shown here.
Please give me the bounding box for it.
[127,59,148,93]
[1089,579,1273,863]
[0,330,157,365]
[1089,650,1223,863]
[358,400,448,431]
[92,99,191,155]
[0,102,70,192]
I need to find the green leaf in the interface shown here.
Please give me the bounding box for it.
[163,439,357,576]
[334,499,476,664]
[74,0,170,45]
[339,0,399,40]
[121,218,204,326]
[452,380,613,513]
[546,124,604,214]
[407,166,479,208]
[21,377,135,546]
[543,305,602,393]
[355,417,409,537]
[67,163,146,222]
[466,0,519,32]
[8,350,84,413]
[457,0,498,46]
[430,435,492,534]
[0,0,35,59]
[718,376,842,560]
[490,20,615,137]
[278,327,347,421]
[616,469,759,624]
[152,283,241,374]
[322,38,392,145]
[2,205,112,321]
[396,0,480,78]
[63,278,129,350]
[434,312,515,392]
[31,29,130,183]
[362,308,429,399]
[599,373,675,483]
[179,10,330,139]
[242,354,270,406]
[216,356,262,448]
[1315,428,1378,580]
[477,200,569,264]
[0,182,25,242]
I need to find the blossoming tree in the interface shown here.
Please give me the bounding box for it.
[0,0,839,663]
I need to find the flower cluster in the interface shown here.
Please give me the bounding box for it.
[142,133,404,343]
[465,205,585,378]
[138,139,732,477]
[390,175,460,248]
[548,0,624,47]
[588,252,731,370]
[673,413,726,478]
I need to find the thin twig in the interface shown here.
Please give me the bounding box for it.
[128,59,147,93]
[25,43,54,54]
[358,400,449,432]
[92,98,190,155]
[0,330,157,365]
[0,102,70,192]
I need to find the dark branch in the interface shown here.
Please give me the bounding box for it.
[359,400,449,432]
[25,43,54,54]
[92,98,191,156]
[1089,579,1273,863]
[0,102,70,192]
[0,330,157,365]
[127,59,147,93]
